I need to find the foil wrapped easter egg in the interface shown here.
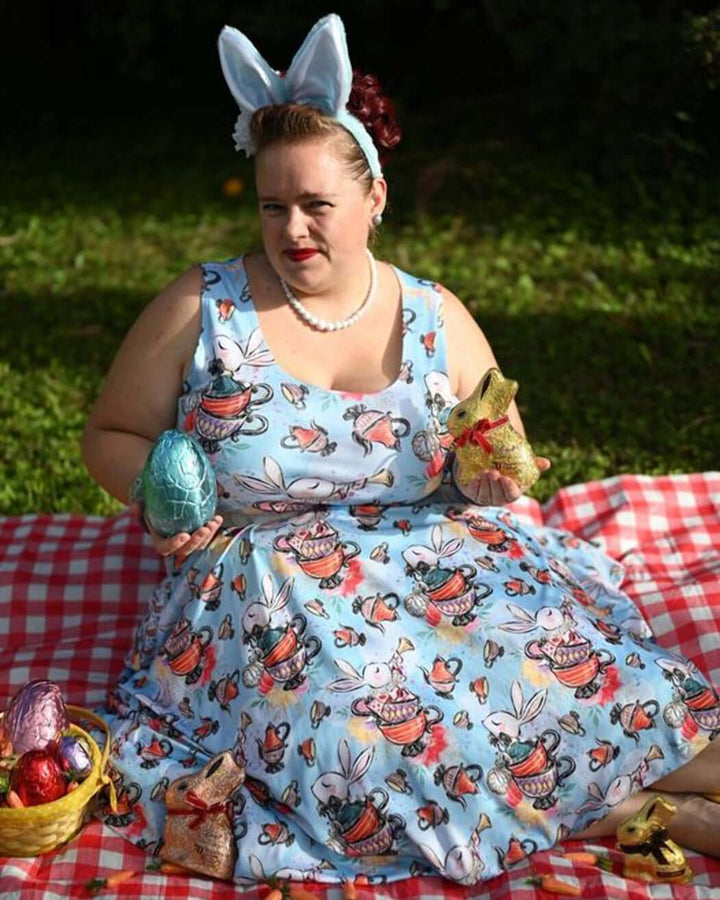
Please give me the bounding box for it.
[140,430,217,537]
[2,680,68,755]
[57,734,93,780]
[11,748,67,806]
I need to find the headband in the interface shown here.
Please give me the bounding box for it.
[218,14,383,178]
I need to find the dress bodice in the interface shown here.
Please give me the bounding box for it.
[177,257,458,521]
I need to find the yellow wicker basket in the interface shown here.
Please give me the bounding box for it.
[0,705,117,857]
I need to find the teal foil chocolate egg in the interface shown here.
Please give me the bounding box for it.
[141,430,217,537]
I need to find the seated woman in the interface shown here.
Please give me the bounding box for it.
[81,13,720,886]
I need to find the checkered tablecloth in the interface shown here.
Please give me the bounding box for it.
[1,473,719,899]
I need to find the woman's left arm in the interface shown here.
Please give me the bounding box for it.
[441,286,550,505]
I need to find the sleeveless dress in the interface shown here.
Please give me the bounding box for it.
[100,256,717,886]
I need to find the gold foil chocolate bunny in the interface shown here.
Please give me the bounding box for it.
[161,751,246,880]
[447,368,540,492]
[615,795,693,884]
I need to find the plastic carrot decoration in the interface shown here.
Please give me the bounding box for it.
[562,851,598,865]
[527,875,582,896]
[105,870,138,888]
[6,790,24,808]
[86,870,137,894]
[343,881,358,900]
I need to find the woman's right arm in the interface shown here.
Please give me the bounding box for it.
[82,266,223,555]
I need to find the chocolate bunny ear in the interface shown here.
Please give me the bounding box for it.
[284,14,352,116]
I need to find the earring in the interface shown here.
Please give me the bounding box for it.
[372,214,383,227]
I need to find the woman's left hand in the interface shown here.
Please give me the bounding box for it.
[466,457,552,506]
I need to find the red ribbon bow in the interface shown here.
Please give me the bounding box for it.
[455,415,509,452]
[168,789,234,830]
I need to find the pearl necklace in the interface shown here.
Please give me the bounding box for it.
[279,249,377,332]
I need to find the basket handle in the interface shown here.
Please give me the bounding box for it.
[66,705,118,811]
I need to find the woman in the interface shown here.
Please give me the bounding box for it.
[82,14,720,886]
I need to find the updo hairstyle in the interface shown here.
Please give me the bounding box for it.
[250,70,401,192]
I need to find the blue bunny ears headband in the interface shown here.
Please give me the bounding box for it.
[218,14,383,179]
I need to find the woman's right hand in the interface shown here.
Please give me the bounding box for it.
[129,502,224,561]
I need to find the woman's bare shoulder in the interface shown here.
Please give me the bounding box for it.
[85,266,204,436]
[145,265,205,319]
[436,284,498,399]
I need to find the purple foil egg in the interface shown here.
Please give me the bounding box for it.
[3,680,69,755]
[57,734,93,780]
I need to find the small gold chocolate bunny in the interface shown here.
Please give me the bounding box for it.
[615,794,693,884]
[161,751,246,880]
[446,368,540,492]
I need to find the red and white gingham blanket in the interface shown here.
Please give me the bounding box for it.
[1,473,719,899]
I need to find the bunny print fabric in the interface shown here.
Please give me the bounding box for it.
[100,257,716,885]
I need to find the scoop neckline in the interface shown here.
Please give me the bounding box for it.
[234,254,409,399]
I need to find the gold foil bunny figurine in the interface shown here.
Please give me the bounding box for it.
[161,751,246,880]
[446,368,540,491]
[615,795,693,884]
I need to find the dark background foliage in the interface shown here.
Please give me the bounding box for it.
[4,1,720,176]
[1,2,719,513]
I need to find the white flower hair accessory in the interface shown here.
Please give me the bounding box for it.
[218,13,383,178]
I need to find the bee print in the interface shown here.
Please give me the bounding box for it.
[334,626,367,648]
[352,592,399,634]
[587,739,620,771]
[420,332,436,357]
[193,717,220,741]
[416,800,449,830]
[281,382,309,409]
[219,614,235,640]
[216,298,236,321]
[343,404,411,455]
[208,670,241,711]
[281,421,337,456]
[298,737,317,766]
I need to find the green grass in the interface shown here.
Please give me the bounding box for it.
[1,125,718,514]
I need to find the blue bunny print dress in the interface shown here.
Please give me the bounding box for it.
[100,256,716,886]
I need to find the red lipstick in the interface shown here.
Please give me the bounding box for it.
[285,249,318,262]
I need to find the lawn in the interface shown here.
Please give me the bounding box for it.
[1,115,718,515]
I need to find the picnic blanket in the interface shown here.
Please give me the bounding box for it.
[1,472,719,899]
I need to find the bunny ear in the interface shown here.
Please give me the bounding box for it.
[264,457,286,490]
[338,739,352,775]
[439,538,463,558]
[260,573,272,602]
[218,26,286,115]
[334,658,362,679]
[273,576,295,611]
[233,473,275,494]
[506,603,535,624]
[242,327,275,368]
[419,844,443,871]
[431,524,443,553]
[249,854,267,880]
[349,746,374,782]
[510,681,523,718]
[498,621,538,634]
[285,14,352,115]
[576,798,604,814]
[329,677,364,693]
[521,689,547,724]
